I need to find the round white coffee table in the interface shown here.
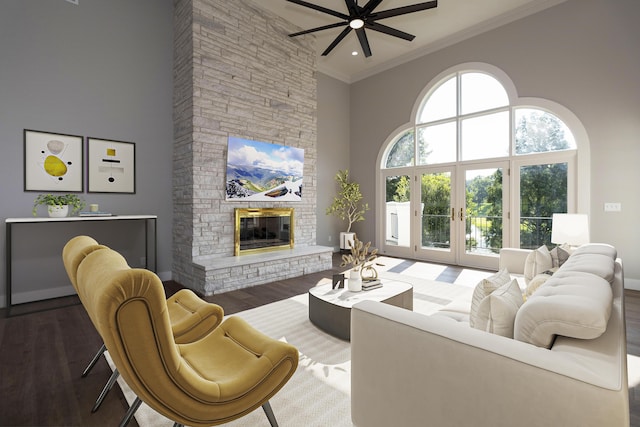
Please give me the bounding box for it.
[308,279,413,341]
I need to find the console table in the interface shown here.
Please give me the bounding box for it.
[5,215,157,317]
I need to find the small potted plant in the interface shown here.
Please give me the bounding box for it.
[32,193,85,217]
[326,169,369,250]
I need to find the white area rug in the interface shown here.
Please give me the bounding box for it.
[107,270,476,426]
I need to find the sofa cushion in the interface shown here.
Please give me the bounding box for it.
[472,279,523,337]
[514,271,613,348]
[556,249,616,283]
[524,245,553,285]
[469,268,511,328]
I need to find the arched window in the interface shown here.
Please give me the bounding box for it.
[378,64,587,269]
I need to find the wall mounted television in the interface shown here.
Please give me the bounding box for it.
[225,136,304,202]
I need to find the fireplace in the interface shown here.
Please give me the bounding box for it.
[234,208,294,256]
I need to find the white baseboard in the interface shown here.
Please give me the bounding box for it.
[625,277,640,291]
[158,270,171,281]
[10,285,77,305]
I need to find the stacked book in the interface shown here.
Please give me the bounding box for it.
[362,279,382,291]
[79,211,113,217]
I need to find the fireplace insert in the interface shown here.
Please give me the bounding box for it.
[234,208,294,256]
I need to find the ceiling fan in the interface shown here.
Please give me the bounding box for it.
[287,0,438,57]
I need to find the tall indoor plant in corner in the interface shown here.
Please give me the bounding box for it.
[326,169,369,250]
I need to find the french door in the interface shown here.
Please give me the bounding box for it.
[382,162,508,270]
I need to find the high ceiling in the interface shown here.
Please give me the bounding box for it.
[255,0,567,83]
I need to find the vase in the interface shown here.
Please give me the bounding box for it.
[348,268,362,292]
[48,205,69,218]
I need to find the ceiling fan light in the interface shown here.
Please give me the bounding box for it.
[349,18,364,29]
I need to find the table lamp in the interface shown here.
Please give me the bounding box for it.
[551,213,590,247]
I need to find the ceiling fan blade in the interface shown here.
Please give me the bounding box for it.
[321,27,352,56]
[344,0,359,16]
[355,28,372,57]
[289,21,348,37]
[369,1,438,21]
[361,0,385,15]
[366,21,415,41]
[286,0,350,20]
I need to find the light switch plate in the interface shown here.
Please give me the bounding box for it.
[604,202,622,212]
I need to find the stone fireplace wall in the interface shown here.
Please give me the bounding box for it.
[173,0,331,294]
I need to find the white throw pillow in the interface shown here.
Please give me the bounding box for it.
[523,245,553,285]
[472,279,524,338]
[524,273,552,299]
[469,268,511,328]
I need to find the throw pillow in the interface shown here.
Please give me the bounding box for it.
[469,268,511,328]
[472,279,524,338]
[550,245,571,268]
[524,273,552,299]
[523,245,553,285]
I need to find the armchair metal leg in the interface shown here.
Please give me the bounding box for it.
[262,401,279,427]
[91,368,120,412]
[82,343,106,377]
[172,423,184,427]
[118,397,142,427]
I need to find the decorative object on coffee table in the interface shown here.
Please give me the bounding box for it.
[340,235,382,291]
[332,273,345,289]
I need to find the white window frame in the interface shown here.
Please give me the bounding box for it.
[376,63,590,255]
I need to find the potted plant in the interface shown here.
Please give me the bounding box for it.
[32,193,85,217]
[326,169,369,250]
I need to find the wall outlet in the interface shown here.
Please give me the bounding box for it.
[328,235,332,242]
[604,202,622,212]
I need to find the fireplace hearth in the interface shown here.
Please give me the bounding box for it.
[234,208,294,256]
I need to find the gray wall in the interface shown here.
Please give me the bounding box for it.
[317,73,351,250]
[0,0,174,305]
[348,0,640,285]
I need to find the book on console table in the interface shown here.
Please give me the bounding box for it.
[362,279,382,291]
[79,211,114,217]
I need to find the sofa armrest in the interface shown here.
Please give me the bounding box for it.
[350,299,628,427]
[499,247,531,275]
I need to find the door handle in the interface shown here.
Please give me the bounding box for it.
[451,208,455,221]
[459,208,464,221]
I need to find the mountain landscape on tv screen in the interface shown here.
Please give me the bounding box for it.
[225,137,304,201]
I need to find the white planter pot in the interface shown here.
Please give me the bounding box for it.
[340,232,356,250]
[48,205,69,218]
[348,269,362,292]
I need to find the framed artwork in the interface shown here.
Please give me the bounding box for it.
[24,129,84,192]
[87,137,136,193]
[225,136,304,201]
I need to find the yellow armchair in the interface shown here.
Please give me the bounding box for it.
[75,246,298,426]
[62,236,225,413]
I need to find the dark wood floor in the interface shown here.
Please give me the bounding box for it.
[1,255,639,426]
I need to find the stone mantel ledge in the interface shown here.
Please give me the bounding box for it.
[192,245,334,269]
[190,245,334,296]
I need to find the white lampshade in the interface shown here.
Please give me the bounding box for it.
[551,213,590,246]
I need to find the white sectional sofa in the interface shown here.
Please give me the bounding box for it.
[351,244,629,427]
